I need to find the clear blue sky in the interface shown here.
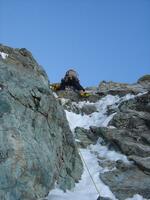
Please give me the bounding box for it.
[0,0,150,86]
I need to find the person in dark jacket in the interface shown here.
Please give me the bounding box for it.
[60,69,85,93]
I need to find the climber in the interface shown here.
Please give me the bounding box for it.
[59,69,85,94]
[50,69,91,97]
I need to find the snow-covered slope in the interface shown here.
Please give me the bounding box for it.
[48,93,148,200]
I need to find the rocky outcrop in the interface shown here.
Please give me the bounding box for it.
[56,90,101,103]
[98,80,148,96]
[74,127,99,148]
[0,45,83,200]
[100,164,150,200]
[137,74,150,90]
[128,155,150,173]
[93,92,150,199]
[58,97,98,115]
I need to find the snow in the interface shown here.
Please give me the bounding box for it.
[48,94,147,200]
[90,140,129,163]
[126,194,148,200]
[49,148,116,200]
[65,94,136,131]
[53,92,58,98]
[65,109,108,130]
[0,51,8,59]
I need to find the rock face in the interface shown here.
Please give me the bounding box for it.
[100,165,150,200]
[95,92,150,199]
[74,127,99,148]
[0,45,83,200]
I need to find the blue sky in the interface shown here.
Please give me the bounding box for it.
[0,0,150,86]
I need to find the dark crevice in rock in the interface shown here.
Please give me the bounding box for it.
[8,90,48,118]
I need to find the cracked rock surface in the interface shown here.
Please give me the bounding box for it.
[0,45,83,200]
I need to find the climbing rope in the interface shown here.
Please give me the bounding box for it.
[78,148,101,198]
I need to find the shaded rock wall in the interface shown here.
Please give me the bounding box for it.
[0,45,83,200]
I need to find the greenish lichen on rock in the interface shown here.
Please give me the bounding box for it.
[0,44,83,200]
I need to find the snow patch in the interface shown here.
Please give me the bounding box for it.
[90,140,129,163]
[48,148,117,200]
[126,194,147,200]
[0,52,8,59]
[48,93,147,200]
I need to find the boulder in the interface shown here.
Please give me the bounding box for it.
[81,104,98,115]
[0,44,83,200]
[100,165,150,200]
[128,155,150,173]
[137,74,150,90]
[95,127,150,157]
[74,127,98,148]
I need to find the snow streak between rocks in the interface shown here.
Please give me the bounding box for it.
[48,94,147,200]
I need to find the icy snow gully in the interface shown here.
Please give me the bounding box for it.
[48,93,147,200]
